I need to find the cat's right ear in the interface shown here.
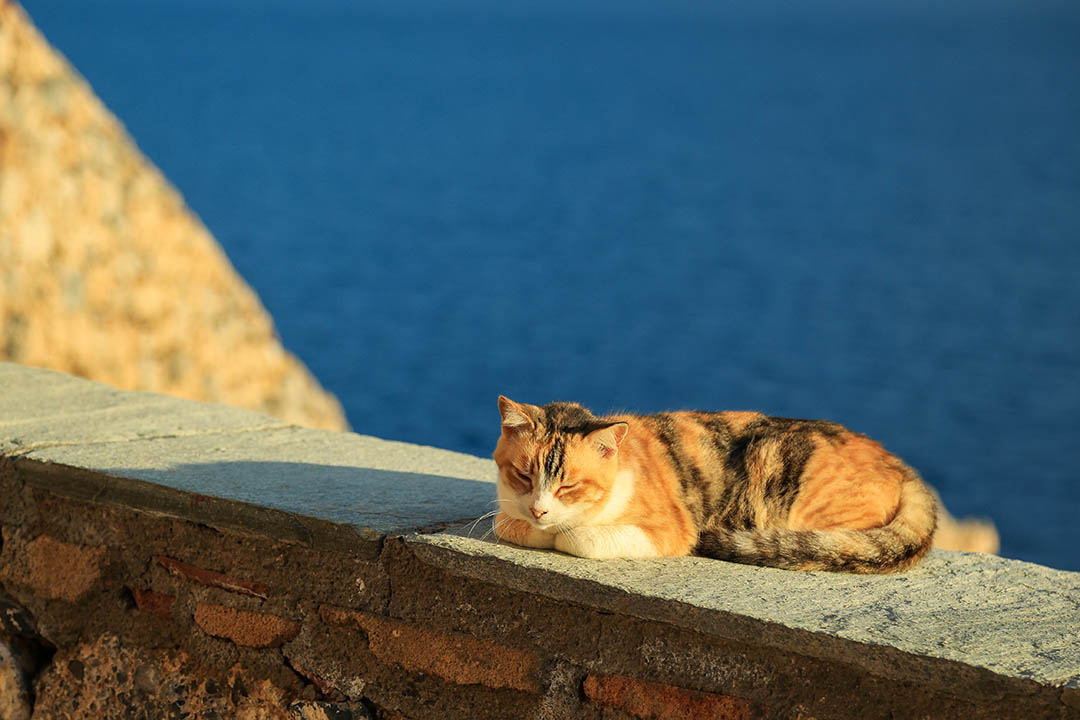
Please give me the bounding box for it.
[498,396,535,433]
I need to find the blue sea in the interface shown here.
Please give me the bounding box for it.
[25,0,1080,570]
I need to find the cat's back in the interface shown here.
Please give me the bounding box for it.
[610,408,903,527]
[614,408,854,463]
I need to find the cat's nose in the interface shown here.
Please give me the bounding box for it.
[530,506,547,519]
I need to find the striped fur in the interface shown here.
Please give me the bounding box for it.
[492,396,943,573]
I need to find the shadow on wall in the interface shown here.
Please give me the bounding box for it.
[46,460,499,538]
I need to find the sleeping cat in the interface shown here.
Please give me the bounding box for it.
[492,396,939,573]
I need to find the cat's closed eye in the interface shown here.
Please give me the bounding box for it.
[507,468,532,492]
[554,483,580,497]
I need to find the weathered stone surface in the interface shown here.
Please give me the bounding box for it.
[290,700,376,720]
[0,637,31,720]
[1,364,495,548]
[412,532,1080,695]
[0,476,389,646]
[0,598,51,720]
[0,1,346,432]
[584,674,755,720]
[0,363,290,450]
[383,537,604,664]
[320,605,541,694]
[156,555,271,599]
[32,634,295,719]
[283,611,554,720]
[129,588,175,618]
[0,531,106,603]
[282,618,371,702]
[592,611,1034,720]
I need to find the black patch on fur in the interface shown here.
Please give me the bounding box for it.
[644,413,712,526]
[710,417,768,530]
[543,435,565,483]
[539,402,610,436]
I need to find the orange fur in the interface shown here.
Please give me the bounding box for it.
[788,436,902,531]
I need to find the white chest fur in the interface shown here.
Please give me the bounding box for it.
[589,468,636,525]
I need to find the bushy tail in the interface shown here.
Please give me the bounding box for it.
[696,478,938,573]
[931,488,999,554]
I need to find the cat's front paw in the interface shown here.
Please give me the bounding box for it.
[555,525,660,559]
[554,531,592,557]
[493,513,556,548]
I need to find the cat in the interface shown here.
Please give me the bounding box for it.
[491,396,942,573]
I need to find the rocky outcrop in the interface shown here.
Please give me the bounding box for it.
[0,1,347,431]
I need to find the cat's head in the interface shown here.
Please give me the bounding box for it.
[493,395,628,531]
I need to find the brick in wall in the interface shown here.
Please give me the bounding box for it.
[156,555,270,599]
[584,673,757,720]
[0,532,106,603]
[194,603,300,648]
[320,605,541,694]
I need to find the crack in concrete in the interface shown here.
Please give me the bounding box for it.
[1,423,294,457]
[0,401,175,428]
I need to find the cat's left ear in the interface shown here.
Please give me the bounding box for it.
[588,422,628,459]
[498,395,536,433]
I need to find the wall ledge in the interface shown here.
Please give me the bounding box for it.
[1,362,1077,719]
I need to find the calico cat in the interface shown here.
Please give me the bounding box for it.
[492,396,938,573]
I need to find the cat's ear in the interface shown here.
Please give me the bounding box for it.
[588,422,628,459]
[498,395,535,433]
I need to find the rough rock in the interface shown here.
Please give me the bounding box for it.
[584,674,756,720]
[0,1,347,432]
[289,700,376,720]
[0,637,31,720]
[31,634,294,719]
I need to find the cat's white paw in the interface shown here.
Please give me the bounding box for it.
[554,530,596,557]
[554,525,659,559]
[494,514,556,548]
[521,525,557,548]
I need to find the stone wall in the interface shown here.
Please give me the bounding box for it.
[0,1,347,431]
[0,364,1076,720]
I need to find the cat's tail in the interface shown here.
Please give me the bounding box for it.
[695,476,938,573]
[930,488,999,554]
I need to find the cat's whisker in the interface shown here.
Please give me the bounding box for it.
[465,509,500,539]
[484,515,508,539]
[484,516,512,544]
[447,509,498,534]
[556,523,581,552]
